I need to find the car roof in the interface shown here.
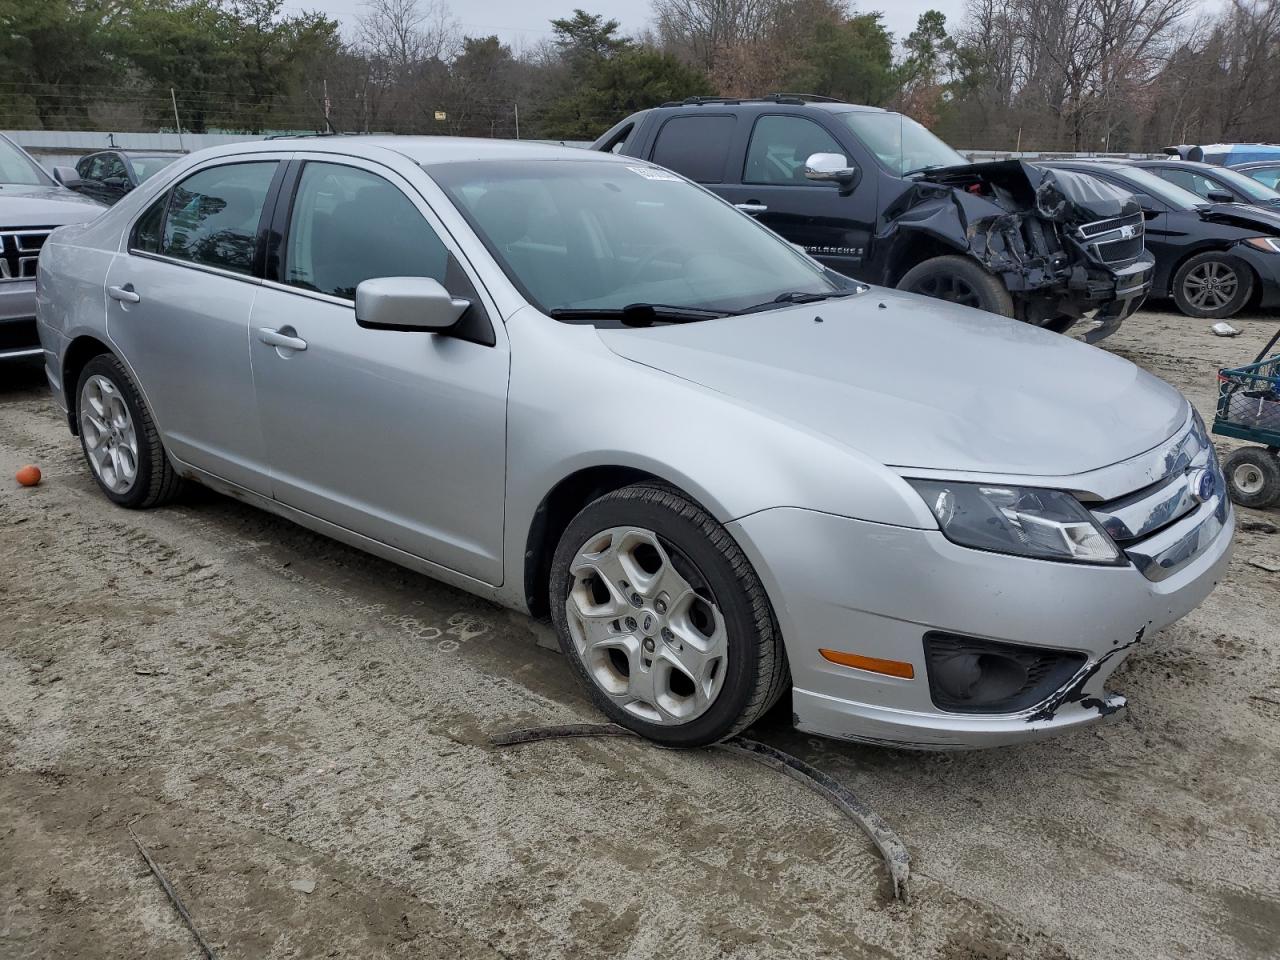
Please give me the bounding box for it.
[1133,158,1221,171]
[1234,160,1280,169]
[649,98,885,116]
[194,135,619,168]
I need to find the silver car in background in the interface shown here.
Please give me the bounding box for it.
[35,137,1233,749]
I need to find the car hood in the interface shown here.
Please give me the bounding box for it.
[1196,201,1280,233]
[0,183,106,226]
[597,289,1187,477]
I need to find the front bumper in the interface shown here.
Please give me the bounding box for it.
[0,280,40,360]
[1074,254,1153,343]
[728,496,1233,750]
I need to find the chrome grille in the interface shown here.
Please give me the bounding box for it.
[1096,236,1144,263]
[1077,211,1143,239]
[0,227,53,282]
[1088,418,1228,581]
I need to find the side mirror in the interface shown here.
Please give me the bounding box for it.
[355,276,470,332]
[1206,189,1235,203]
[52,166,83,189]
[804,153,859,191]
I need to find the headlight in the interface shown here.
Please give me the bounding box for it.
[1243,236,1280,253]
[907,479,1122,564]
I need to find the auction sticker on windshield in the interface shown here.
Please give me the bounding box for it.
[627,165,682,181]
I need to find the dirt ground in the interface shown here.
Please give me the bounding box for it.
[2,305,1278,960]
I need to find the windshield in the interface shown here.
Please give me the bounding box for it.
[839,111,967,176]
[430,160,841,318]
[0,136,53,186]
[1211,164,1280,202]
[130,156,178,182]
[1106,166,1203,210]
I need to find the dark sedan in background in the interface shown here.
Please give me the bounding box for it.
[74,150,179,205]
[1044,160,1280,319]
[1133,158,1280,210]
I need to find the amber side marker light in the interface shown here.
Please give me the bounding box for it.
[819,648,915,679]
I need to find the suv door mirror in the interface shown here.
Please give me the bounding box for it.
[1206,189,1235,203]
[355,277,470,332]
[804,153,859,191]
[52,166,84,189]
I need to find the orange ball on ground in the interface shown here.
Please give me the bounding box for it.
[15,465,41,487]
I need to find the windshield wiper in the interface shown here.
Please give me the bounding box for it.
[737,289,859,314]
[549,303,733,327]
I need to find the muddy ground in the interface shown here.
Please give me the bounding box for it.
[1,306,1278,960]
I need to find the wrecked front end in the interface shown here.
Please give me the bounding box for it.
[881,160,1153,341]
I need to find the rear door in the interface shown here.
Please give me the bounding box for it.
[104,155,287,494]
[717,113,875,278]
[248,155,509,584]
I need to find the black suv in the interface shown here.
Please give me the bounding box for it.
[593,96,1154,341]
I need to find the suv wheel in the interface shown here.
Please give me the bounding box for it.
[897,255,1015,317]
[76,354,184,508]
[549,483,788,747]
[1172,252,1254,319]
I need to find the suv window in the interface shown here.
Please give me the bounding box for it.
[77,155,99,179]
[744,115,844,185]
[162,162,277,275]
[101,154,128,183]
[283,162,449,300]
[650,115,736,184]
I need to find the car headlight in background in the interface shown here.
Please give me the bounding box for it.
[907,479,1122,564]
[1243,237,1280,253]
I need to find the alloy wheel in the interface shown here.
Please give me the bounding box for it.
[79,374,139,494]
[564,526,728,725]
[910,273,983,309]
[1182,260,1239,311]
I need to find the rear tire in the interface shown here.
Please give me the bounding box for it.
[549,483,788,747]
[1223,447,1280,509]
[897,255,1015,317]
[76,354,184,509]
[1172,252,1254,319]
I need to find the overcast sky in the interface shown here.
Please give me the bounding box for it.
[281,0,976,54]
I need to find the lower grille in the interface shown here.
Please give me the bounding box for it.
[0,227,53,282]
[1096,236,1144,263]
[0,317,38,352]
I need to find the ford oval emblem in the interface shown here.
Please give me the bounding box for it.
[1191,467,1216,503]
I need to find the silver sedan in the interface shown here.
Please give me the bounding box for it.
[35,137,1234,748]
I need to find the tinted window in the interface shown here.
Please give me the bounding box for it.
[650,115,736,183]
[284,162,448,300]
[162,162,276,275]
[1154,167,1219,199]
[131,194,168,254]
[76,155,97,179]
[744,115,844,185]
[100,154,128,182]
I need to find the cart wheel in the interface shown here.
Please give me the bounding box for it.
[1222,447,1280,509]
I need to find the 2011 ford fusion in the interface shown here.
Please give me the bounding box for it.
[35,137,1234,749]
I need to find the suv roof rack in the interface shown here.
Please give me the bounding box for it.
[658,93,850,108]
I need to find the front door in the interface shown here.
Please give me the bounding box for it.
[104,157,284,494]
[249,157,509,585]
[717,114,876,279]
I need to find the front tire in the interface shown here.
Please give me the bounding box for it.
[549,483,788,747]
[1222,447,1280,508]
[1172,252,1254,319]
[897,255,1016,317]
[76,354,183,509]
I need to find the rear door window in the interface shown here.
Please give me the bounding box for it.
[161,162,277,275]
[650,115,736,183]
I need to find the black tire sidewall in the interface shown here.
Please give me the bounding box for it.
[76,355,160,508]
[549,488,768,746]
[1223,447,1280,508]
[897,255,1015,317]
[1172,253,1254,319]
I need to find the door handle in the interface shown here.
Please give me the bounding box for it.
[108,284,140,304]
[735,202,768,215]
[257,327,308,351]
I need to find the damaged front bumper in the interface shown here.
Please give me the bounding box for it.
[727,469,1233,750]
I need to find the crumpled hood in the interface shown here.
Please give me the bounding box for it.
[598,288,1187,477]
[917,159,1140,223]
[0,183,106,227]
